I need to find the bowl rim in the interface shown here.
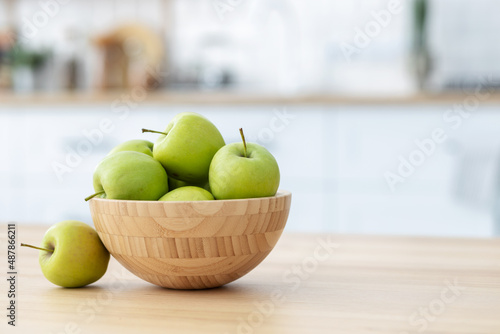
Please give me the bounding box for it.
[88,189,291,205]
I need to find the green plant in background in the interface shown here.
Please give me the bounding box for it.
[6,43,51,92]
[412,0,431,91]
[8,44,50,70]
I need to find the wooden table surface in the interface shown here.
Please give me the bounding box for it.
[2,225,500,333]
[3,91,500,107]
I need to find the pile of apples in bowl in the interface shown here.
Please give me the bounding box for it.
[85,112,292,289]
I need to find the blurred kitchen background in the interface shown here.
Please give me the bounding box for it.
[1,0,500,237]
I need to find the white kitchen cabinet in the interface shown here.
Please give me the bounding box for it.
[0,103,497,237]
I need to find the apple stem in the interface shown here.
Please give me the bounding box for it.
[239,128,248,158]
[21,243,54,253]
[142,128,168,136]
[84,190,105,202]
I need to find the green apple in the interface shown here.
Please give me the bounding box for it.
[209,129,280,199]
[168,177,191,190]
[86,151,168,201]
[168,177,211,192]
[107,139,154,157]
[159,186,214,201]
[142,112,225,183]
[21,221,110,288]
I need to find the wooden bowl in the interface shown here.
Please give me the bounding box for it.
[88,190,291,289]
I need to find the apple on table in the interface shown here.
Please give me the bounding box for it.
[21,220,110,288]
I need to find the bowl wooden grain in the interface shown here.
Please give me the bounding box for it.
[88,190,291,289]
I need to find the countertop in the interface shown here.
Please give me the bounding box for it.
[2,225,500,333]
[2,91,500,106]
